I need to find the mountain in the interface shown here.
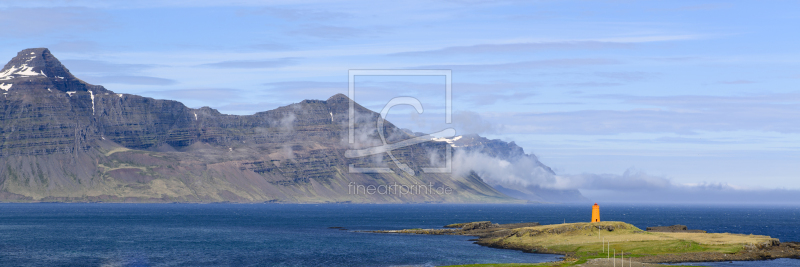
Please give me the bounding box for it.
[0,48,583,203]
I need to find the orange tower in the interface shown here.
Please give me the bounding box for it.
[591,203,600,222]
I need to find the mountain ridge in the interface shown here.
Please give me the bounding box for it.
[0,48,584,203]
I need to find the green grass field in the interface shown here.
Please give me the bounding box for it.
[437,221,775,267]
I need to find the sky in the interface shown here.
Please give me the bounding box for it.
[1,0,798,202]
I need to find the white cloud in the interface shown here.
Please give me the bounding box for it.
[60,59,157,73]
[288,25,367,39]
[81,75,176,85]
[418,58,621,72]
[200,58,299,68]
[493,93,800,135]
[391,41,633,57]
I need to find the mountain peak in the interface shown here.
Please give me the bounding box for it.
[326,93,350,103]
[0,48,93,93]
[1,48,56,77]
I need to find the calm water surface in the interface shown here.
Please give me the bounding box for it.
[0,203,798,266]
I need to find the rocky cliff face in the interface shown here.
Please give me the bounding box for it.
[0,48,522,203]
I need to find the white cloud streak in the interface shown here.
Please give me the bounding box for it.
[495,93,800,134]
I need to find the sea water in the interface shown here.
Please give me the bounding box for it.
[0,203,798,266]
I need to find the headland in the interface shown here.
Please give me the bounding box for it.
[371,221,800,266]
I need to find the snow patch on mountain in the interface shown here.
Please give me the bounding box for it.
[431,135,463,147]
[0,63,46,80]
[89,90,95,115]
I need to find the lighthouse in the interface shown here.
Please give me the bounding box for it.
[591,203,600,222]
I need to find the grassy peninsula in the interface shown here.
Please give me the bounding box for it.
[373,221,800,266]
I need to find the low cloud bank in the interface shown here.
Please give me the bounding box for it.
[558,169,800,204]
[451,150,586,202]
[452,150,555,187]
[452,150,799,204]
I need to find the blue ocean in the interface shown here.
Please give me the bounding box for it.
[0,204,798,266]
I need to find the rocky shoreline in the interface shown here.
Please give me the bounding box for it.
[371,221,800,265]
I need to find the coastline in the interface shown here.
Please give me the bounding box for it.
[372,221,800,266]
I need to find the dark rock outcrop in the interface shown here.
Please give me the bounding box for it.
[373,221,539,237]
[461,221,499,231]
[646,225,707,233]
